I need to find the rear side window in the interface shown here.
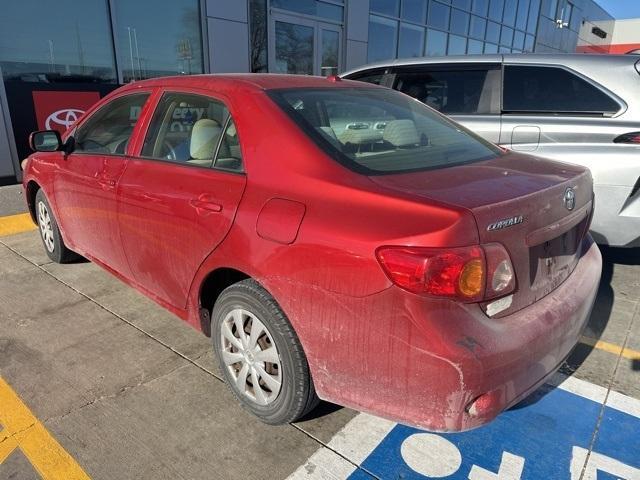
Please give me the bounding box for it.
[74,93,149,155]
[141,92,242,171]
[394,67,500,114]
[503,65,620,115]
[269,87,500,175]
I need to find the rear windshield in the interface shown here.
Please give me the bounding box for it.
[268,87,500,175]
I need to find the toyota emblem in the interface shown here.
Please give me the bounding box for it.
[45,108,85,130]
[563,187,576,211]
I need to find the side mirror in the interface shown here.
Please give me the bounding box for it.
[29,130,63,152]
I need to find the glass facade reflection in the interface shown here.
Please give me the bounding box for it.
[367,0,545,61]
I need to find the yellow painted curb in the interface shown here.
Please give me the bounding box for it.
[0,213,37,237]
[580,336,640,361]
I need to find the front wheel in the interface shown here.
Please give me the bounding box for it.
[211,279,319,424]
[35,189,78,264]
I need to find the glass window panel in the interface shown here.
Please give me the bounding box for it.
[502,1,517,27]
[428,2,451,30]
[399,23,425,58]
[272,0,316,15]
[541,0,558,18]
[370,0,400,16]
[513,30,525,49]
[450,9,470,35]
[275,21,314,74]
[500,25,514,46]
[346,70,387,84]
[396,68,494,113]
[141,92,231,166]
[401,0,428,23]
[503,66,620,114]
[499,45,511,52]
[321,29,340,76]
[0,0,116,82]
[467,38,484,53]
[113,0,203,82]
[215,118,243,172]
[472,0,489,16]
[317,2,344,21]
[488,0,504,22]
[516,0,530,30]
[485,21,501,43]
[470,16,486,39]
[76,94,149,153]
[452,0,472,10]
[484,42,498,53]
[570,4,581,31]
[425,28,448,55]
[367,15,398,62]
[524,34,535,51]
[250,0,268,72]
[448,34,467,54]
[527,0,541,32]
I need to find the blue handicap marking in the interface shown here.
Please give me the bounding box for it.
[348,383,640,479]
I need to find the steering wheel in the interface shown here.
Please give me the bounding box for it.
[161,140,177,161]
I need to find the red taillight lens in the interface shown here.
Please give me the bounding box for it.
[613,132,640,144]
[376,244,515,303]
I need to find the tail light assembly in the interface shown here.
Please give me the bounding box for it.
[376,243,516,303]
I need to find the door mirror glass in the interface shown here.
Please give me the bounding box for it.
[29,130,62,152]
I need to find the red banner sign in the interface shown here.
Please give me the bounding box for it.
[32,91,101,133]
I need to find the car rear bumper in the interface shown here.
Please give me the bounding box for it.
[294,235,602,432]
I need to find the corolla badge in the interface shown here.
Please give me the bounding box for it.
[563,187,576,211]
[487,215,524,231]
[45,108,84,130]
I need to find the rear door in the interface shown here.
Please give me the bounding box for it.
[117,89,246,309]
[500,64,623,153]
[390,63,503,143]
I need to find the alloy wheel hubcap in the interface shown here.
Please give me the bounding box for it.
[220,308,282,406]
[37,201,55,253]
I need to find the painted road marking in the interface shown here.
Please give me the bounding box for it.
[580,335,640,361]
[0,376,90,479]
[0,213,36,237]
[289,374,640,480]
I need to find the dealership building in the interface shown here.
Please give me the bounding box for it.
[0,0,636,184]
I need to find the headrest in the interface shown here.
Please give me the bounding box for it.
[382,120,420,147]
[190,119,221,160]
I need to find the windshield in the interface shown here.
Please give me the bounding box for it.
[268,87,500,175]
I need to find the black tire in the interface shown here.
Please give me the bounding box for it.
[212,279,319,424]
[34,189,78,264]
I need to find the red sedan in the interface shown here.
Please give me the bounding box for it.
[23,75,601,431]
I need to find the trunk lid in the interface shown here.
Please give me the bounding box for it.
[369,152,594,316]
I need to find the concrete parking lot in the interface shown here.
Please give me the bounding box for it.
[0,182,639,480]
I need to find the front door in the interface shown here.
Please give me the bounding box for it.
[117,89,246,309]
[53,92,150,277]
[269,13,342,76]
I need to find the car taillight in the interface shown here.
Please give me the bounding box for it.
[613,132,640,144]
[376,244,515,303]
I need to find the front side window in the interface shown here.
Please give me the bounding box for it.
[74,93,150,154]
[394,67,499,114]
[345,69,387,86]
[269,87,500,175]
[141,92,242,171]
[503,66,621,115]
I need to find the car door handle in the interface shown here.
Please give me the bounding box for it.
[190,195,223,213]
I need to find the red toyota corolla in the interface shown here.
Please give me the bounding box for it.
[22,74,601,431]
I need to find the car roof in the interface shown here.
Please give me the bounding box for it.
[119,74,375,95]
[342,53,640,76]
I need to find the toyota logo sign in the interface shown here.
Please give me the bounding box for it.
[45,108,85,130]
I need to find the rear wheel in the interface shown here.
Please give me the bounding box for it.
[35,189,78,263]
[211,279,319,424]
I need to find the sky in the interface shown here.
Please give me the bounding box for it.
[595,0,640,19]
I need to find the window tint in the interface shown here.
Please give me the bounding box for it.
[503,66,620,115]
[346,70,387,85]
[141,92,231,168]
[395,68,498,114]
[74,93,149,154]
[269,87,499,175]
